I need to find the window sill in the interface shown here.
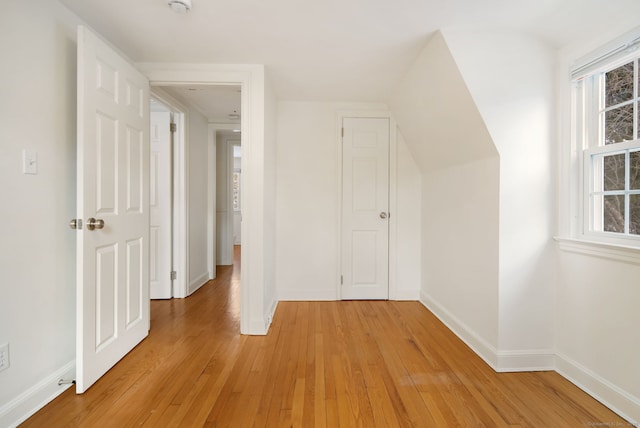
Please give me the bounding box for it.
[554,236,640,265]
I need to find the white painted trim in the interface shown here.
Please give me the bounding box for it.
[149,87,189,299]
[495,350,555,372]
[388,118,398,300]
[420,291,557,373]
[188,271,210,295]
[137,63,266,335]
[336,110,396,301]
[207,125,217,279]
[0,361,75,428]
[266,299,278,327]
[555,236,640,265]
[278,289,339,301]
[556,352,640,425]
[248,320,270,336]
[420,290,499,370]
[391,290,420,301]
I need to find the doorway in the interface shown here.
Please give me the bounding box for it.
[150,84,242,300]
[140,64,265,335]
[149,91,187,299]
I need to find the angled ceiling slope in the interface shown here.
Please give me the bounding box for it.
[389,31,497,173]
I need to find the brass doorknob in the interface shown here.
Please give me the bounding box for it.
[86,218,105,231]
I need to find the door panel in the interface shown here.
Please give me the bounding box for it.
[76,25,150,393]
[341,117,390,300]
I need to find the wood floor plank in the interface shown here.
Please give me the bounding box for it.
[20,247,630,427]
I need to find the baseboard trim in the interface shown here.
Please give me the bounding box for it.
[277,289,338,301]
[556,353,640,425]
[420,291,499,370]
[495,349,555,372]
[0,360,75,428]
[390,289,421,301]
[188,271,210,295]
[267,299,278,327]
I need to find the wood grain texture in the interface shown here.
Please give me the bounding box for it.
[22,247,627,427]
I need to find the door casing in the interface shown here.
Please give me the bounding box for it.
[139,63,267,335]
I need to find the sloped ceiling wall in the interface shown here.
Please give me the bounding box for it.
[388,31,498,173]
[388,31,501,355]
[443,29,556,355]
[387,28,557,365]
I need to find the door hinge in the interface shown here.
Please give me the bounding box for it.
[340,275,343,285]
[170,271,177,280]
[341,127,344,138]
[170,123,177,133]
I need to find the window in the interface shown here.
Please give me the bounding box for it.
[573,44,640,246]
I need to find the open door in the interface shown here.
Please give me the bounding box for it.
[75,25,150,393]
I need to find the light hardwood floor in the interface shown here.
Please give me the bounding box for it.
[22,247,626,427]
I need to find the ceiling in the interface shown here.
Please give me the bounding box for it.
[59,0,640,103]
[160,85,241,124]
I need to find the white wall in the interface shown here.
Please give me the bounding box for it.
[554,25,640,423]
[443,29,556,365]
[388,31,501,357]
[421,158,500,355]
[275,101,422,300]
[0,1,81,425]
[393,131,421,300]
[187,107,210,294]
[556,249,640,421]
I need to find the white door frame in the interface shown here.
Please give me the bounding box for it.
[149,88,188,298]
[138,63,267,334]
[337,110,399,300]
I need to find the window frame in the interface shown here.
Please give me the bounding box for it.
[573,50,640,248]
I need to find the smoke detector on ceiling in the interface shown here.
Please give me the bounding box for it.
[168,0,191,13]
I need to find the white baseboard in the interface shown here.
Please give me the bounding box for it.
[556,353,640,425]
[267,299,278,327]
[420,291,638,423]
[277,289,338,301]
[420,291,499,370]
[419,291,555,372]
[390,289,420,301]
[0,360,75,428]
[188,271,210,295]
[247,318,269,335]
[495,349,555,372]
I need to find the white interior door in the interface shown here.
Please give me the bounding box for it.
[341,117,390,300]
[150,111,172,299]
[75,25,150,393]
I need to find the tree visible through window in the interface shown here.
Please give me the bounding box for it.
[594,59,640,236]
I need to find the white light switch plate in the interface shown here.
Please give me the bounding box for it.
[23,149,38,175]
